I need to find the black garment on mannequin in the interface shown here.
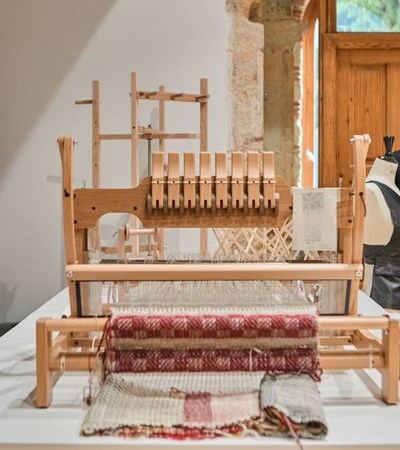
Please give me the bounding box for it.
[364,181,400,309]
[391,150,400,190]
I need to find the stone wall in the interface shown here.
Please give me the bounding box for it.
[226,0,264,154]
[226,0,310,185]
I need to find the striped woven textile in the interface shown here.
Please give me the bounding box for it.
[106,313,321,379]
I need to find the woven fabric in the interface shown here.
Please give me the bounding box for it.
[81,372,327,439]
[110,314,318,340]
[106,314,320,378]
[260,373,328,439]
[110,313,318,350]
[108,347,320,378]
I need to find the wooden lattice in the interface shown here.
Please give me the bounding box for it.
[212,218,325,261]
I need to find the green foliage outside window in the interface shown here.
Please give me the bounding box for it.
[337,0,399,31]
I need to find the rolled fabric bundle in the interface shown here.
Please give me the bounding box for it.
[109,347,320,378]
[105,314,321,379]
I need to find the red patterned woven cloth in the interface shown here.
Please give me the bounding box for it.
[109,314,318,341]
[108,347,320,378]
[105,313,320,379]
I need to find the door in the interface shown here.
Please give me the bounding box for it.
[320,33,400,187]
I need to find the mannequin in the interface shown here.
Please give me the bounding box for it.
[363,136,400,309]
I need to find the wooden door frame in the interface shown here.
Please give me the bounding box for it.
[301,0,318,187]
[320,22,400,186]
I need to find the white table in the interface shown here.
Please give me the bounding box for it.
[0,289,399,449]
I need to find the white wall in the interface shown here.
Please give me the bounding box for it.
[0,0,227,323]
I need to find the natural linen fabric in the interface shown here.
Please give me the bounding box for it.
[81,372,327,439]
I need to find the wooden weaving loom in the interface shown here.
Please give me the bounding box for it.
[74,72,210,258]
[36,131,399,408]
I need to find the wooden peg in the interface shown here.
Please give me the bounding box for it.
[167,152,180,209]
[215,153,228,209]
[231,152,244,209]
[151,152,164,209]
[262,152,276,209]
[247,152,260,209]
[75,100,93,105]
[183,153,196,209]
[171,93,185,100]
[199,152,211,209]
[196,94,210,101]
[145,91,159,98]
[117,227,125,261]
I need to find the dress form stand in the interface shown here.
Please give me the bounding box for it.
[363,135,400,309]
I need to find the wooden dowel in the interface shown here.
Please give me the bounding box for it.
[319,316,389,330]
[75,100,93,105]
[139,133,200,140]
[159,85,165,152]
[126,228,156,236]
[100,134,131,140]
[137,91,206,103]
[200,78,208,153]
[130,72,139,257]
[50,355,99,372]
[92,81,101,190]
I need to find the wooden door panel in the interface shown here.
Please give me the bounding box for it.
[321,34,400,187]
[337,53,388,186]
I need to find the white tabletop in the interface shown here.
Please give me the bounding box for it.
[0,289,399,449]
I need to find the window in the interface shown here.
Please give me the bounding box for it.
[337,0,397,32]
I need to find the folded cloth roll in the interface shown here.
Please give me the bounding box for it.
[106,313,321,379]
[81,372,327,440]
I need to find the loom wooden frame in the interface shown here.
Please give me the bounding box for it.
[76,72,209,257]
[36,133,399,408]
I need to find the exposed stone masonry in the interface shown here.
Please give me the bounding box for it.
[226,0,310,185]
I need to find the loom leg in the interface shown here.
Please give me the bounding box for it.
[36,319,53,408]
[381,319,399,404]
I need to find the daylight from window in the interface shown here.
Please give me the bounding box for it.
[337,0,397,31]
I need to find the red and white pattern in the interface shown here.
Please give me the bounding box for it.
[105,313,321,379]
[109,314,318,340]
[109,347,320,379]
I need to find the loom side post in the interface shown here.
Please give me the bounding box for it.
[381,318,399,404]
[58,136,78,316]
[36,319,53,408]
[348,134,370,315]
[200,78,208,256]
